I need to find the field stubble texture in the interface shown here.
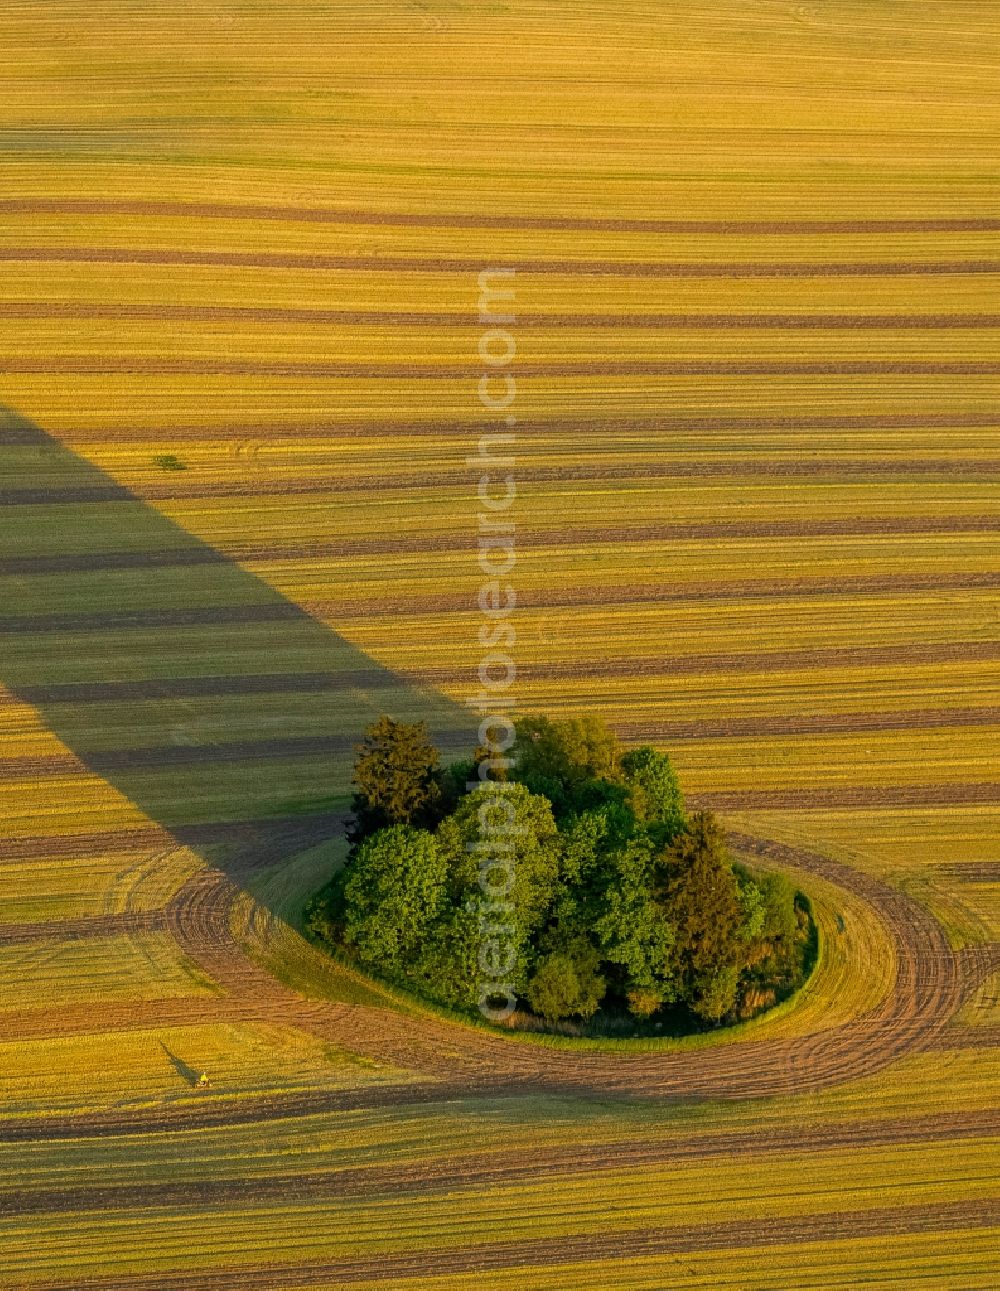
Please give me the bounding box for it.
[1,1,999,1286]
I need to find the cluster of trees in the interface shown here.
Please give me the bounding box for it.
[307,714,813,1030]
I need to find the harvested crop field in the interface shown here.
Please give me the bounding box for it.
[1,1,998,1287]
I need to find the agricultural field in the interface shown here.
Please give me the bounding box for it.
[0,0,998,1286]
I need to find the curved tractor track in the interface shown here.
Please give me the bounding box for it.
[156,830,994,1100]
[4,826,995,1145]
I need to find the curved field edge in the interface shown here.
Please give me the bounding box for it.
[235,830,877,1055]
[0,818,975,1143]
[182,825,958,1086]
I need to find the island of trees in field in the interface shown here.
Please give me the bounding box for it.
[307,715,816,1034]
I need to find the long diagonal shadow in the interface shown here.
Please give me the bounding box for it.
[0,405,475,892]
[0,405,979,1102]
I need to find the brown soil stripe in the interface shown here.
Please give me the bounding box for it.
[0,910,166,946]
[5,711,997,788]
[0,997,262,1042]
[12,672,395,704]
[263,515,1000,547]
[0,826,177,862]
[0,753,87,781]
[13,1200,998,1290]
[4,356,1000,377]
[934,1025,1000,1049]
[0,1081,472,1145]
[43,411,1000,442]
[3,573,997,636]
[619,707,1000,741]
[4,198,1000,234]
[0,547,226,576]
[493,639,1000,681]
[6,462,1000,507]
[0,485,135,505]
[0,604,305,634]
[698,784,1000,809]
[0,733,467,782]
[957,945,1000,993]
[8,640,999,708]
[2,247,999,277]
[2,1109,995,1218]
[5,301,1000,329]
[0,813,346,864]
[302,571,1000,617]
[2,733,465,777]
[4,514,1000,575]
[934,863,1000,882]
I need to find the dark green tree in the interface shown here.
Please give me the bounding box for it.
[658,811,744,1021]
[735,869,809,1006]
[408,903,483,1009]
[693,963,740,1023]
[348,715,443,846]
[757,871,800,942]
[735,868,767,944]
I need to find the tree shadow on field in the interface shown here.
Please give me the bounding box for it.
[0,405,475,896]
[158,1042,202,1087]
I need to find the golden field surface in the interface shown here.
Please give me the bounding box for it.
[0,1,998,1286]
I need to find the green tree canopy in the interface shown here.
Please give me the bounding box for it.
[312,714,814,1033]
[526,941,606,1022]
[435,782,562,991]
[620,746,686,842]
[658,811,744,1021]
[348,715,443,845]
[511,714,622,815]
[341,825,446,972]
[595,834,677,1015]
